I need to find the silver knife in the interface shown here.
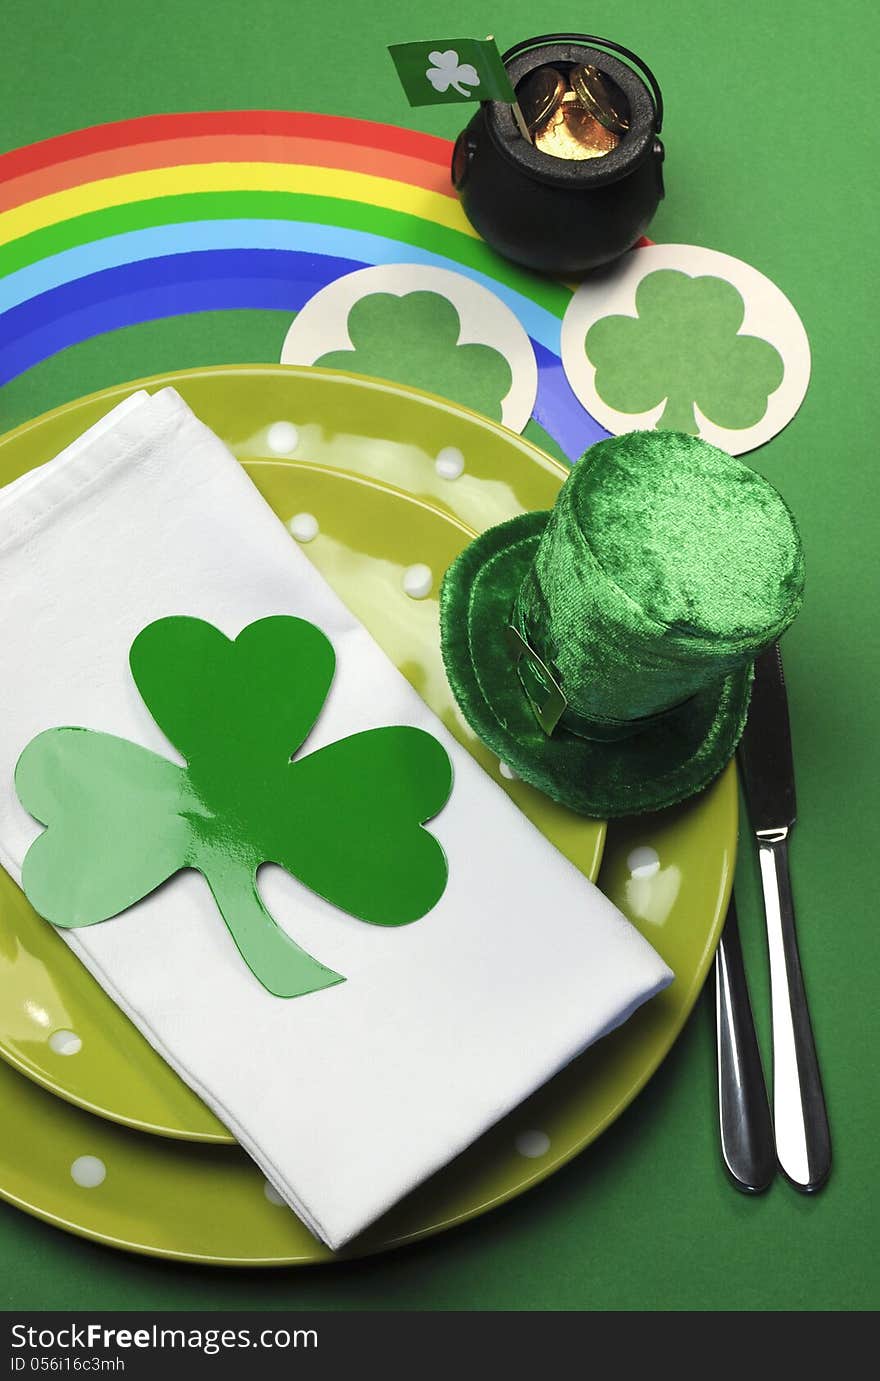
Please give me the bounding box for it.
[737,642,831,1192]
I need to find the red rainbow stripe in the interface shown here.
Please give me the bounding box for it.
[0,112,453,213]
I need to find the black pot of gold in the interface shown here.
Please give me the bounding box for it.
[452,35,665,275]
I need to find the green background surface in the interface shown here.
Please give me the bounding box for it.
[0,0,877,1311]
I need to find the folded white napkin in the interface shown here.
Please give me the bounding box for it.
[0,388,672,1249]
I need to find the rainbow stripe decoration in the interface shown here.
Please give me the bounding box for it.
[0,110,611,458]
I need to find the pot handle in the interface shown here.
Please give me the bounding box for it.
[500,34,663,132]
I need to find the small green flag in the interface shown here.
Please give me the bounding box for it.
[389,38,515,107]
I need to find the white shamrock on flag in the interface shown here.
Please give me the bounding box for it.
[426,49,480,97]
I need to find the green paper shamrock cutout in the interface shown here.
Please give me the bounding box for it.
[15,617,453,999]
[315,290,513,421]
[585,269,785,434]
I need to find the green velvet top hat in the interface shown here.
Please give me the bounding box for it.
[440,431,805,817]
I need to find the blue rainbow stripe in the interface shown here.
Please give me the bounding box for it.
[0,245,607,457]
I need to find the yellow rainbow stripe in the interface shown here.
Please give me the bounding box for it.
[0,163,478,247]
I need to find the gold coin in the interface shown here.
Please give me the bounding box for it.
[534,102,620,161]
[516,66,566,133]
[570,64,630,133]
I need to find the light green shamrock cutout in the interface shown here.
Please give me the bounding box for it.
[315,290,513,421]
[585,269,785,434]
[426,50,480,97]
[15,616,453,999]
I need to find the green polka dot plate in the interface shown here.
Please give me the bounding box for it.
[0,367,735,1262]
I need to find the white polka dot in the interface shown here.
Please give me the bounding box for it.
[70,1156,106,1188]
[402,564,433,599]
[435,446,465,480]
[266,421,300,454]
[49,1029,81,1056]
[499,760,519,780]
[627,846,661,880]
[515,1130,551,1159]
[288,512,319,543]
[263,1179,286,1206]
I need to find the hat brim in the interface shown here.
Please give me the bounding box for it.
[440,510,753,818]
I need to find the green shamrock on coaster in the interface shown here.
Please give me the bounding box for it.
[315,290,512,421]
[15,616,453,999]
[585,269,785,434]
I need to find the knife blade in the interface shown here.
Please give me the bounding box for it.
[737,642,831,1192]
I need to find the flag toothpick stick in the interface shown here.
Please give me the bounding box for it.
[510,100,532,142]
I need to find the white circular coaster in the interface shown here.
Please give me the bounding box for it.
[560,244,811,456]
[280,264,538,435]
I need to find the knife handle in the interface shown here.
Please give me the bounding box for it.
[715,894,775,1193]
[758,834,831,1192]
